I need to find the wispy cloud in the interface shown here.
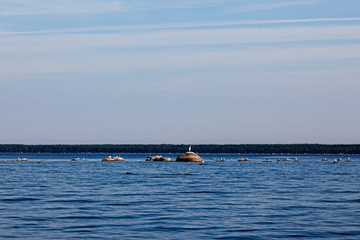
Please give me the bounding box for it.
[0,0,236,16]
[1,43,360,83]
[0,0,125,16]
[1,18,360,36]
[122,0,227,11]
[228,0,319,13]
[3,25,360,54]
[0,0,319,16]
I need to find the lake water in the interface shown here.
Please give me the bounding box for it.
[1,153,359,239]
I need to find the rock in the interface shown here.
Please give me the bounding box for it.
[102,156,124,161]
[176,151,203,162]
[146,155,171,161]
[238,158,251,162]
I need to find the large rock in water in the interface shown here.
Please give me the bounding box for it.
[176,151,203,162]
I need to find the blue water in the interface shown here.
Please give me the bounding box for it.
[1,153,359,239]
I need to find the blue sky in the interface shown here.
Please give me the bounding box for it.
[1,0,360,144]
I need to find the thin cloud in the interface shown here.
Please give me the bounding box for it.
[1,18,360,36]
[1,44,360,82]
[2,25,360,55]
[0,0,125,16]
[228,0,319,13]
[0,0,236,16]
[122,0,227,11]
[0,0,319,16]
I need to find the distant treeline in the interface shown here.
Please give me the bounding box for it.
[0,144,360,154]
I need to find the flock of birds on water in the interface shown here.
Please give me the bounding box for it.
[213,156,352,163]
[2,156,353,164]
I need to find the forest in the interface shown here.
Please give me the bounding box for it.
[0,144,360,154]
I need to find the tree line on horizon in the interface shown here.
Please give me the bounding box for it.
[0,144,360,154]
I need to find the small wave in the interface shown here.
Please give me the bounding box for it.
[317,199,360,204]
[47,199,98,203]
[106,203,130,206]
[58,216,104,220]
[1,197,39,202]
[327,230,360,237]
[179,190,232,194]
[63,225,99,230]
[63,229,93,233]
[346,199,360,203]
[155,173,194,178]
[226,229,258,233]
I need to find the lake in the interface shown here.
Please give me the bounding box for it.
[1,153,359,239]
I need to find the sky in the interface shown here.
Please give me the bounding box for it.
[1,0,360,144]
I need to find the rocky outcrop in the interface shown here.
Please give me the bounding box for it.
[238,158,251,162]
[146,155,171,161]
[102,156,124,161]
[176,151,203,162]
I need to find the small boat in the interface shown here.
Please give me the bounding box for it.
[321,158,328,161]
[294,157,299,162]
[282,158,291,161]
[238,158,251,162]
[337,158,342,161]
[102,156,124,161]
[345,157,352,162]
[263,158,271,162]
[17,158,27,161]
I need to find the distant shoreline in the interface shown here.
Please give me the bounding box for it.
[1,144,360,154]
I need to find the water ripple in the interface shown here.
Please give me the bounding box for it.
[0,153,359,239]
